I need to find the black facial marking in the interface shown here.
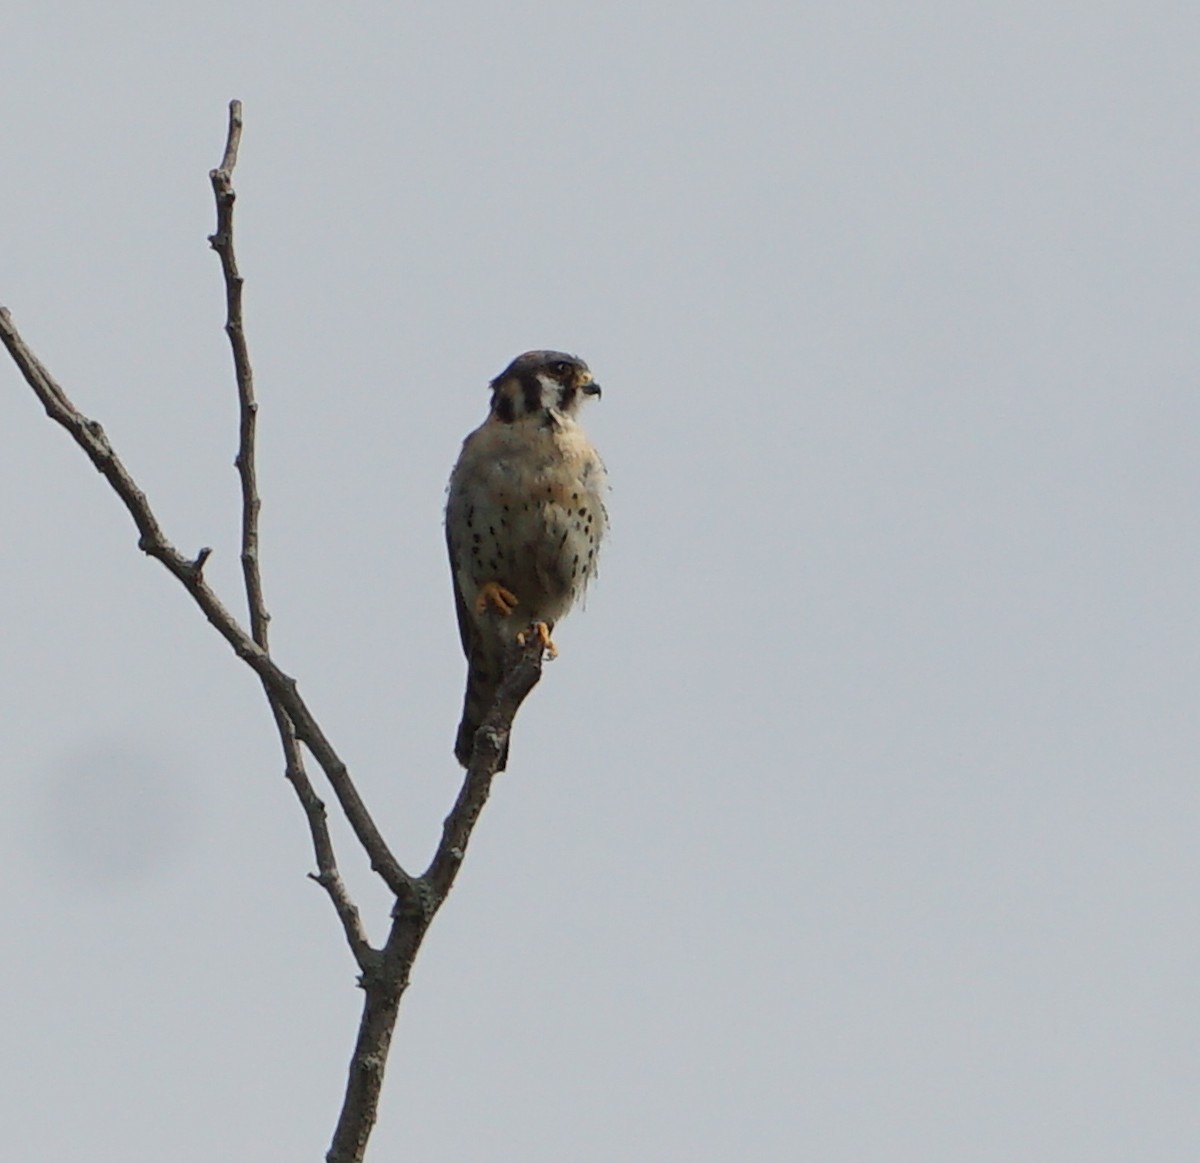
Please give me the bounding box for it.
[520,373,542,416]
[494,393,516,424]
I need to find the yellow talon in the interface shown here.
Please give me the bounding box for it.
[517,621,558,659]
[476,581,518,617]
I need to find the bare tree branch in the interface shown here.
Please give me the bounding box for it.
[326,948,407,1163]
[205,100,375,967]
[1,100,553,1163]
[0,306,414,903]
[324,638,544,1163]
[423,637,544,901]
[209,99,266,642]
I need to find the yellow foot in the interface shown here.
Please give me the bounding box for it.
[476,581,518,617]
[517,621,558,659]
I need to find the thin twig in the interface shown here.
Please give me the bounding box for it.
[209,100,267,643]
[206,100,377,966]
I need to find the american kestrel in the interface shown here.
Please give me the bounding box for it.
[446,350,608,769]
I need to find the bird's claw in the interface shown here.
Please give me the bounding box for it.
[517,621,558,659]
[476,581,519,617]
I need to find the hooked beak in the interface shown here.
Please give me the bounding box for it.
[581,381,602,399]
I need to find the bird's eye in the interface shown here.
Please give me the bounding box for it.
[551,361,571,376]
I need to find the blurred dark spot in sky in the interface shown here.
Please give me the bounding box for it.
[33,740,197,887]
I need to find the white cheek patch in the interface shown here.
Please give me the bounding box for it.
[535,372,562,409]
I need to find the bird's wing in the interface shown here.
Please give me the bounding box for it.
[445,485,478,662]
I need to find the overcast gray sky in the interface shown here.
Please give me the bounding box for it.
[3,3,1198,1160]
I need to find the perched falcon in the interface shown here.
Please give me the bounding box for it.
[446,350,608,769]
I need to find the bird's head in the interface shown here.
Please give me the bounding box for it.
[488,350,601,423]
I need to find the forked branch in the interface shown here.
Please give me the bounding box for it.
[0,99,545,1163]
